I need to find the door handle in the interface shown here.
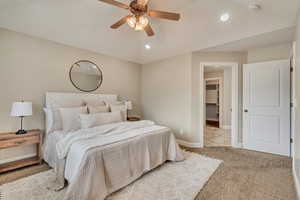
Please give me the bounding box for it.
[244,109,248,113]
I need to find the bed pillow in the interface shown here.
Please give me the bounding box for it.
[88,105,110,114]
[80,111,123,129]
[44,107,65,134]
[44,108,54,134]
[60,106,88,132]
[110,104,127,121]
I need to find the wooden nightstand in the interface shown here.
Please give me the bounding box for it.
[0,129,43,173]
[127,117,141,121]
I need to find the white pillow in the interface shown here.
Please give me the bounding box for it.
[110,104,127,121]
[44,107,64,134]
[80,111,123,129]
[60,106,88,132]
[88,105,110,114]
[44,108,54,134]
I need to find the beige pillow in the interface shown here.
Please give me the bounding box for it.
[80,111,123,129]
[60,106,88,132]
[88,105,110,114]
[110,104,127,121]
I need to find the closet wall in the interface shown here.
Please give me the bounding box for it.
[205,80,220,122]
[204,68,232,128]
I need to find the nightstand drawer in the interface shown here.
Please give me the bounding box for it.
[0,135,39,149]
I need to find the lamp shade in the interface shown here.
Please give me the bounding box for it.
[10,102,32,117]
[125,101,132,110]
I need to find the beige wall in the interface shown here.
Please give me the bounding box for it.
[0,28,141,163]
[294,11,300,195]
[247,43,292,63]
[141,54,192,141]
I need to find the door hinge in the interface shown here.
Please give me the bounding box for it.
[291,67,294,73]
[291,138,293,143]
[291,102,293,108]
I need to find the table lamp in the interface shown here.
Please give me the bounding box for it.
[125,101,132,119]
[10,101,32,134]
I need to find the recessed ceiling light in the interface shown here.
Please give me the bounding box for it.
[249,3,261,10]
[145,44,151,50]
[220,13,230,22]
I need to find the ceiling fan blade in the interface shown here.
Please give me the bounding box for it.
[98,0,129,9]
[144,24,154,36]
[148,10,180,21]
[110,15,131,29]
[137,0,149,6]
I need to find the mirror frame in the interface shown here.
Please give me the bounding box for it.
[69,60,103,92]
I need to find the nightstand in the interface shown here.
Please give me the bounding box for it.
[127,117,141,121]
[0,129,43,173]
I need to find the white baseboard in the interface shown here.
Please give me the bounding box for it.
[293,160,300,200]
[234,142,243,148]
[176,139,202,148]
[0,153,36,165]
[221,125,231,130]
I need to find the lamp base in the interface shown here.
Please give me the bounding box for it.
[16,129,27,135]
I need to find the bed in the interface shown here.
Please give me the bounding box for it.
[42,92,184,200]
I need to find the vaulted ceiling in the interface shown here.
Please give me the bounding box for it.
[0,0,299,64]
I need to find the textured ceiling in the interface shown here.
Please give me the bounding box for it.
[0,0,299,64]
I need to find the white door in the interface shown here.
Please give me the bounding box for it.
[243,60,291,156]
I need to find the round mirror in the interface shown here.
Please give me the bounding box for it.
[69,60,103,92]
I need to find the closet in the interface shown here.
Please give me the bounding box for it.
[205,80,220,127]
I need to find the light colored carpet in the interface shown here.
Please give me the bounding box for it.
[190,147,297,200]
[0,151,221,200]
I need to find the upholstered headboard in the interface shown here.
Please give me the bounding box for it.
[45,92,118,108]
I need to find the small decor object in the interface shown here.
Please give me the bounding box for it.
[10,101,32,134]
[127,116,141,121]
[69,60,103,92]
[125,100,132,118]
[125,101,132,110]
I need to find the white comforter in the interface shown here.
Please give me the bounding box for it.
[46,120,184,200]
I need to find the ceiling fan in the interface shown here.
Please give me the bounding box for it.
[98,0,181,36]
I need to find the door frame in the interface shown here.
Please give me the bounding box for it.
[199,62,239,147]
[291,41,296,158]
[205,77,223,128]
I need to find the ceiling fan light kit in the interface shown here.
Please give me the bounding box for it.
[98,0,180,36]
[127,15,149,31]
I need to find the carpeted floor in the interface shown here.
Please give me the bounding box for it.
[0,147,297,200]
[191,147,297,200]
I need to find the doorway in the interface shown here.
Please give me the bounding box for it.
[204,66,231,146]
[200,62,239,148]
